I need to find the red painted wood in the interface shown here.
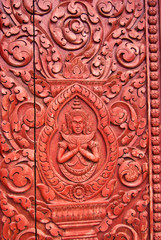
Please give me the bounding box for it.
[0,0,161,239]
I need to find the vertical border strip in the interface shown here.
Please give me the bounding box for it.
[33,0,37,239]
[145,0,153,239]
[147,0,161,239]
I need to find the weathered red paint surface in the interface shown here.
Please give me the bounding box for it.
[0,0,161,239]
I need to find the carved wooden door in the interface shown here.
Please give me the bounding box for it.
[0,0,161,239]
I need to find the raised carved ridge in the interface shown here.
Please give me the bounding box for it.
[147,0,161,239]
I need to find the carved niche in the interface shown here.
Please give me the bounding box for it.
[0,0,160,239]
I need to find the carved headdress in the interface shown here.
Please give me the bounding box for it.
[62,97,91,135]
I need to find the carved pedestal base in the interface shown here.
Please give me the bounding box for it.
[51,202,107,240]
[61,226,98,240]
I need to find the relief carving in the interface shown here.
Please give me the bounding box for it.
[57,97,99,182]
[37,83,118,203]
[0,0,160,239]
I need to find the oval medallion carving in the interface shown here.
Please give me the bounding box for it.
[37,83,118,201]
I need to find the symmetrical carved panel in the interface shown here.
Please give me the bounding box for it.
[0,0,160,239]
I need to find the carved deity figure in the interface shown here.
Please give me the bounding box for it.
[57,97,99,182]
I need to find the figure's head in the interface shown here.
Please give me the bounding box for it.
[62,97,92,135]
[71,115,84,134]
[63,110,90,135]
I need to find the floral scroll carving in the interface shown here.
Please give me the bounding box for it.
[0,0,160,239]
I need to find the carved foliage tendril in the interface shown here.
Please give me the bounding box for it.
[0,150,34,193]
[0,69,46,151]
[123,185,149,239]
[97,189,140,233]
[0,25,33,67]
[118,147,148,187]
[49,1,102,51]
[0,0,146,81]
[0,191,30,240]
